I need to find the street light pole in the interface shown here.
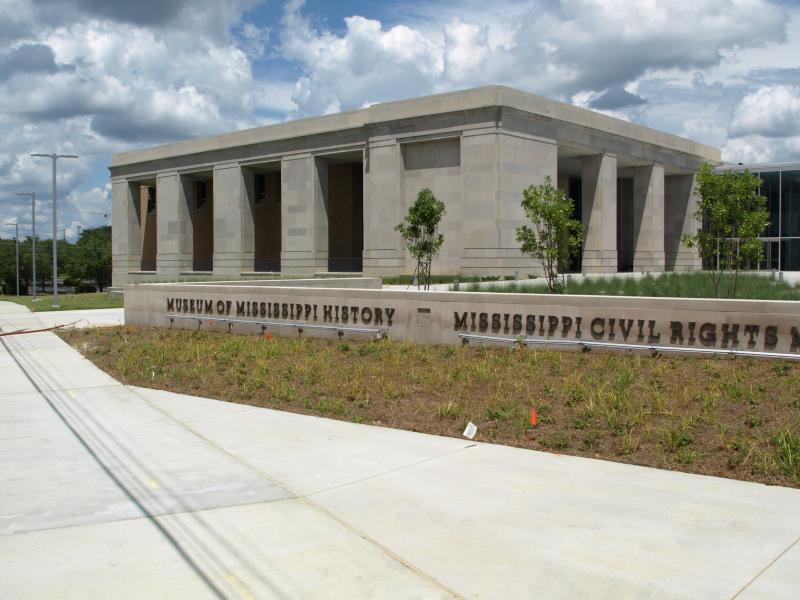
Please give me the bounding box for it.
[17,192,37,301]
[31,153,78,308]
[14,223,19,296]
[4,223,19,296]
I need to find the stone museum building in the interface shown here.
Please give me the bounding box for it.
[110,85,722,287]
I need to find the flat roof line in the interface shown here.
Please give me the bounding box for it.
[111,85,720,168]
[720,161,800,171]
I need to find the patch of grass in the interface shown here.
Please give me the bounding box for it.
[745,413,764,428]
[317,398,347,417]
[676,448,699,465]
[565,383,587,406]
[571,411,593,430]
[59,326,800,488]
[461,272,800,301]
[775,429,800,483]
[540,432,570,450]
[485,402,516,422]
[663,419,694,451]
[695,391,719,413]
[774,361,791,376]
[435,401,462,419]
[2,293,122,311]
[382,274,506,286]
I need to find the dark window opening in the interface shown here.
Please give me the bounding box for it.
[255,174,266,206]
[196,180,208,209]
[146,186,156,214]
[567,177,582,273]
[191,177,213,271]
[759,171,780,237]
[253,170,281,272]
[781,170,800,238]
[327,163,363,273]
[140,184,157,272]
[616,177,634,273]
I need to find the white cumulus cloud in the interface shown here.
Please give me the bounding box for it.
[731,85,800,138]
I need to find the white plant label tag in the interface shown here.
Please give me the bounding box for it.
[463,421,477,440]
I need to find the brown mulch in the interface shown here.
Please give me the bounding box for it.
[59,326,800,488]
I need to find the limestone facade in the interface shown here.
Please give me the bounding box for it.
[110,86,720,286]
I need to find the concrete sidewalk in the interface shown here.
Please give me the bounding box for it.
[1,300,799,599]
[4,306,124,330]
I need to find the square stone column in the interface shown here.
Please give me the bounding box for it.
[665,173,701,271]
[582,153,618,273]
[155,171,192,276]
[460,131,500,272]
[111,178,137,287]
[213,163,246,276]
[460,131,557,275]
[632,164,666,272]
[281,154,328,275]
[363,140,405,276]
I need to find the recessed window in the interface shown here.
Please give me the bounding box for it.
[196,180,207,210]
[146,187,156,214]
[255,174,266,206]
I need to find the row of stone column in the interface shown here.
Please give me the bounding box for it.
[112,132,699,285]
[581,153,699,273]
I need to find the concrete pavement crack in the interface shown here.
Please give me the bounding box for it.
[303,443,478,498]
[729,532,800,599]
[0,496,298,538]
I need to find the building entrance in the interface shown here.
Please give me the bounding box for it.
[326,161,363,272]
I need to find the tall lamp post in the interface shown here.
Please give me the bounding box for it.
[4,222,19,296]
[31,153,78,308]
[16,192,37,301]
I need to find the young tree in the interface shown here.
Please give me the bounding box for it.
[515,176,583,294]
[66,226,112,292]
[682,163,768,298]
[395,188,446,290]
[0,236,52,295]
[0,237,20,295]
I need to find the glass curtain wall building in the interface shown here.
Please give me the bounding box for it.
[721,162,800,271]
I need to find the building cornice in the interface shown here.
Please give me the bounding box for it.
[110,85,721,169]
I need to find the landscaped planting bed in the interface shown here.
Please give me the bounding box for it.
[462,272,800,300]
[60,326,800,488]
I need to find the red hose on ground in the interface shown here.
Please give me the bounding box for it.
[0,320,82,336]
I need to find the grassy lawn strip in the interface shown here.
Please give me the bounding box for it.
[60,326,800,488]
[2,293,122,311]
[383,274,515,285]
[459,272,800,300]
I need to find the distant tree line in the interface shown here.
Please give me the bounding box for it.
[0,225,111,295]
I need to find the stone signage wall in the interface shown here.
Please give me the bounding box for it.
[124,280,800,356]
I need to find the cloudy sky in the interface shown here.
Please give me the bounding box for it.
[1,0,799,241]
